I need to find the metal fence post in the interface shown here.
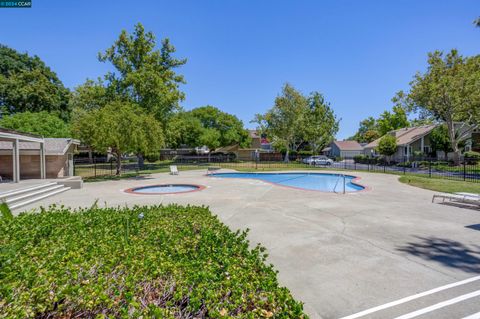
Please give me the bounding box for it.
[429,159,432,178]
[94,157,97,178]
[110,161,113,176]
[464,160,466,181]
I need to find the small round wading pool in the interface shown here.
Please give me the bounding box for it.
[209,172,365,192]
[125,184,205,195]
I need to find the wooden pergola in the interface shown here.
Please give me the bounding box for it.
[0,128,46,183]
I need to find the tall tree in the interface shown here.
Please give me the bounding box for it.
[73,101,163,175]
[254,84,308,162]
[394,50,480,164]
[69,79,110,111]
[376,105,409,136]
[166,107,250,149]
[0,111,71,138]
[254,84,338,161]
[69,79,114,162]
[352,106,409,143]
[98,23,186,123]
[303,92,340,153]
[351,117,377,143]
[429,125,452,160]
[165,112,204,148]
[0,45,70,120]
[189,106,250,148]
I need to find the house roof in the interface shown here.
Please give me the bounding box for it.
[0,138,80,155]
[365,124,437,149]
[332,140,364,151]
[0,127,45,143]
[215,144,239,153]
[0,127,42,138]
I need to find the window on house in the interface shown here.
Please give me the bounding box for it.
[423,146,431,154]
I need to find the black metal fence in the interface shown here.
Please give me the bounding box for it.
[73,155,480,182]
[73,157,139,178]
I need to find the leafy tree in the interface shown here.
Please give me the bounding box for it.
[351,117,377,143]
[188,106,250,148]
[69,79,110,111]
[303,92,339,153]
[0,111,71,137]
[364,130,380,143]
[0,45,70,120]
[73,101,163,174]
[377,134,397,163]
[394,50,480,164]
[198,128,222,150]
[165,112,204,148]
[429,125,452,160]
[98,23,186,123]
[254,84,339,161]
[352,105,409,143]
[376,105,409,136]
[254,84,308,161]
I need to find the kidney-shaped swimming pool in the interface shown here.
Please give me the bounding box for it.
[210,172,365,192]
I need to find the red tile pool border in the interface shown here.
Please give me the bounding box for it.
[208,172,370,193]
[124,184,206,195]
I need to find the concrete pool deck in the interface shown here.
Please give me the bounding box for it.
[16,169,480,319]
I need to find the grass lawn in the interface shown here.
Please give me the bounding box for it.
[0,205,307,318]
[398,175,480,193]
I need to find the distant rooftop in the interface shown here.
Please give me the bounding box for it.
[333,140,364,151]
[365,125,437,148]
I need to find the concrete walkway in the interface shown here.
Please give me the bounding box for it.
[17,170,480,319]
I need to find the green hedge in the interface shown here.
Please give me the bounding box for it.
[0,205,307,318]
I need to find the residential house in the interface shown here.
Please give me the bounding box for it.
[248,129,272,150]
[215,130,272,161]
[324,140,364,158]
[363,124,437,161]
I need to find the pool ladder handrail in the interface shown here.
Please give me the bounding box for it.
[333,174,346,194]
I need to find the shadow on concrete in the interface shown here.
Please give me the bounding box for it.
[397,236,480,273]
[466,224,480,231]
[438,201,480,211]
[126,175,155,180]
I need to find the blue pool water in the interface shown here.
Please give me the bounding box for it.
[210,172,364,192]
[130,184,200,194]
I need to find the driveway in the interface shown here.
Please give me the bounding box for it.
[18,170,480,319]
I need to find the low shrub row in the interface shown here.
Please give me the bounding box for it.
[0,205,307,318]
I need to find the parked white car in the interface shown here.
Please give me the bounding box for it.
[302,155,334,166]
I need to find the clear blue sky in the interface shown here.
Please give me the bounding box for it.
[1,0,479,139]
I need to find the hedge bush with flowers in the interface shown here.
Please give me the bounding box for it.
[0,204,307,318]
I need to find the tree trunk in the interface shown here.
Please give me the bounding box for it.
[446,119,461,166]
[137,153,144,169]
[115,151,122,175]
[88,148,93,164]
[452,145,461,166]
[284,149,290,162]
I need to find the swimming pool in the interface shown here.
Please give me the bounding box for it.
[210,172,365,192]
